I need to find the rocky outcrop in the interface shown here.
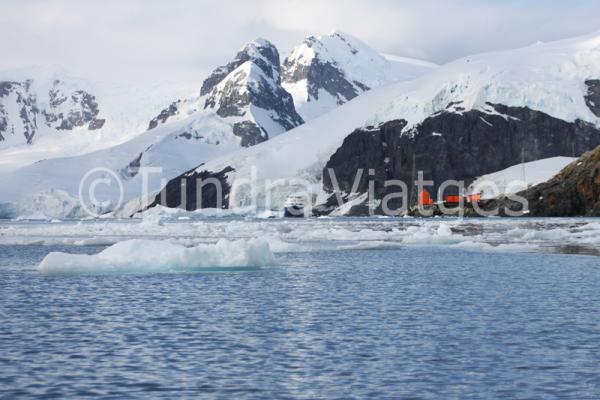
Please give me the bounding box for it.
[0,106,6,136]
[484,145,600,216]
[585,79,600,117]
[120,152,144,179]
[148,100,181,130]
[88,118,105,130]
[232,121,266,147]
[321,104,600,214]
[0,79,104,146]
[44,82,104,130]
[0,81,38,144]
[143,165,234,212]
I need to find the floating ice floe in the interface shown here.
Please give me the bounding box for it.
[37,238,275,275]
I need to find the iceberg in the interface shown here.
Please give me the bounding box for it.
[38,238,275,275]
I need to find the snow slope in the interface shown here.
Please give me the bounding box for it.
[0,108,248,218]
[468,157,577,198]
[381,53,440,82]
[370,32,600,130]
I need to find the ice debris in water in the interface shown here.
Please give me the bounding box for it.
[37,238,275,275]
[4,218,600,257]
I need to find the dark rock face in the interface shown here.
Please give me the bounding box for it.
[2,80,40,144]
[282,56,361,105]
[322,104,600,213]
[232,121,267,147]
[0,106,6,137]
[485,145,600,216]
[585,79,600,117]
[200,39,280,96]
[144,166,234,213]
[120,152,144,179]
[0,81,18,97]
[0,79,105,145]
[148,100,181,130]
[19,93,38,144]
[88,118,105,130]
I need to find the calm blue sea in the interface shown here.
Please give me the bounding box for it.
[1,244,600,398]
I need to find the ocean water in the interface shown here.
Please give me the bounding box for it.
[1,218,600,398]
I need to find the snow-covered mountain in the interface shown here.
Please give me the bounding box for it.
[148,32,438,130]
[0,39,302,218]
[147,38,303,146]
[282,31,436,121]
[0,111,245,218]
[202,39,303,145]
[0,77,104,147]
[0,67,199,170]
[142,31,600,216]
[0,31,431,171]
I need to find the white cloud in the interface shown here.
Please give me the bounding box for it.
[1,0,599,84]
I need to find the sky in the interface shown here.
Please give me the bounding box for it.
[2,0,600,85]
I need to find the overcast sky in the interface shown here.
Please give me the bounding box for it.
[2,0,600,85]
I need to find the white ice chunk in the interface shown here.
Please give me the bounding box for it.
[38,238,274,275]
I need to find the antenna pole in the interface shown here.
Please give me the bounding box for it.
[521,146,527,185]
[410,152,417,207]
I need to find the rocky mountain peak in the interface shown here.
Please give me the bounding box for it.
[200,38,281,97]
[281,31,395,120]
[202,52,303,146]
[43,79,105,131]
[149,37,302,147]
